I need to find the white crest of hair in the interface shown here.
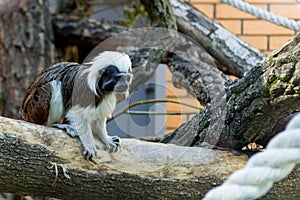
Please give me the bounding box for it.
[82,51,132,96]
[47,80,64,125]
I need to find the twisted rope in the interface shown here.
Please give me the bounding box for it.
[203,113,300,200]
[221,0,300,31]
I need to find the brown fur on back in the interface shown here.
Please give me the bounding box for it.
[20,62,81,125]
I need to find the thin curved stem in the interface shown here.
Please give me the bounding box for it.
[107,99,201,121]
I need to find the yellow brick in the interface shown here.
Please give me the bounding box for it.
[166,83,188,98]
[264,50,272,55]
[165,128,176,134]
[228,75,239,81]
[216,4,267,19]
[166,97,202,112]
[191,0,220,3]
[239,36,268,51]
[166,115,187,129]
[217,4,254,19]
[245,0,295,3]
[218,20,241,34]
[270,4,300,20]
[166,68,172,81]
[269,36,295,50]
[167,102,183,112]
[194,4,215,18]
[243,20,294,35]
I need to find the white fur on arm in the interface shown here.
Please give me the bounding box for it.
[66,106,99,158]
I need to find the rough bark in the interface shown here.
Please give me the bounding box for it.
[140,0,177,30]
[0,116,300,199]
[165,40,231,104]
[52,15,128,50]
[0,0,54,118]
[163,34,300,149]
[171,0,265,77]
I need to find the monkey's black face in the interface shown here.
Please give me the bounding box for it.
[97,65,132,95]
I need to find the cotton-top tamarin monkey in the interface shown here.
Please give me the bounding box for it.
[20,51,132,159]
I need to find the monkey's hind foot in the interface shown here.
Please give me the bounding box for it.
[82,142,99,160]
[104,136,120,153]
[51,124,79,137]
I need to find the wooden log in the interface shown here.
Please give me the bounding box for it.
[0,116,299,199]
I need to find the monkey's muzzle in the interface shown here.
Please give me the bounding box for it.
[114,72,132,93]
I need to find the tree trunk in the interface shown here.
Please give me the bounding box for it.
[0,0,54,118]
[0,116,299,199]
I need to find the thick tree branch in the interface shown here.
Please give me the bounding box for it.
[1,116,300,199]
[165,38,231,104]
[171,0,265,77]
[52,15,128,47]
[140,0,177,29]
[0,116,241,199]
[164,34,300,149]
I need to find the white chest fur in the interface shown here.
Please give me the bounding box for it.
[66,93,116,123]
[95,93,116,119]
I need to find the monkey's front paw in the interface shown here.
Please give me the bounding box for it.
[104,136,120,153]
[51,123,79,137]
[82,143,99,160]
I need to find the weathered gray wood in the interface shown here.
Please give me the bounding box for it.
[165,38,231,104]
[0,117,299,199]
[52,15,128,47]
[171,0,265,77]
[163,34,300,149]
[0,0,54,118]
[141,0,177,30]
[0,116,241,199]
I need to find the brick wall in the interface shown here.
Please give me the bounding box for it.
[165,0,299,132]
[192,0,298,53]
[165,69,203,133]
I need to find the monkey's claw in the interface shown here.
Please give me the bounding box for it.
[82,143,99,160]
[105,136,120,153]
